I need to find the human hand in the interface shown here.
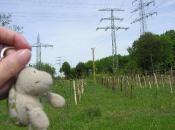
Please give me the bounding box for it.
[0,27,31,99]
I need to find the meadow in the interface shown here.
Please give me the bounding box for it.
[0,79,175,130]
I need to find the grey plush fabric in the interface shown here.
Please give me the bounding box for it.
[8,67,65,130]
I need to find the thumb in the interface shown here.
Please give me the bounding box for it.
[0,49,31,87]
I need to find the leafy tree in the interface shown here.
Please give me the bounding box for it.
[164,30,175,42]
[70,68,76,79]
[162,30,175,65]
[34,63,56,77]
[60,62,71,78]
[129,32,173,73]
[96,56,113,74]
[0,13,23,33]
[84,61,93,76]
[117,55,138,74]
[75,62,86,78]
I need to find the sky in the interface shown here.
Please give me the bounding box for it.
[0,0,175,72]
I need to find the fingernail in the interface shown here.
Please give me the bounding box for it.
[16,49,31,65]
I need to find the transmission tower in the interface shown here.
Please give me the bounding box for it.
[56,57,62,67]
[96,8,129,71]
[32,33,53,69]
[131,0,157,35]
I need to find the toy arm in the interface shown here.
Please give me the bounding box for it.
[47,92,65,108]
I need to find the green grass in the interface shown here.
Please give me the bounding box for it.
[0,80,175,130]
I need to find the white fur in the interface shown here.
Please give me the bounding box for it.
[15,67,52,96]
[26,105,49,129]
[8,67,65,130]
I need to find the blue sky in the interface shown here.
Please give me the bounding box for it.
[0,0,175,71]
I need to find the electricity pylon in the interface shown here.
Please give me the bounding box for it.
[32,33,53,69]
[96,8,129,71]
[56,57,62,67]
[131,0,157,35]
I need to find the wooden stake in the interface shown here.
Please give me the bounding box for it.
[120,76,123,92]
[161,75,165,88]
[135,75,139,88]
[81,79,84,94]
[107,77,109,88]
[78,80,81,101]
[124,80,127,97]
[117,77,120,90]
[112,77,115,90]
[130,84,133,99]
[127,76,130,97]
[127,76,130,86]
[138,74,142,88]
[102,77,104,85]
[148,75,152,89]
[143,76,147,88]
[169,75,173,94]
[73,80,77,105]
[154,73,159,89]
[109,77,112,89]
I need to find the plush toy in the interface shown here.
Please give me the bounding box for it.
[8,67,65,130]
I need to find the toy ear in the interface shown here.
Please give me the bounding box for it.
[47,92,65,108]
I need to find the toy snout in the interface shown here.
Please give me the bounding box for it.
[15,67,53,96]
[33,71,53,96]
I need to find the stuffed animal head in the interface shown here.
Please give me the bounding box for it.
[15,67,53,96]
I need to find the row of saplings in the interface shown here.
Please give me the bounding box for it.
[97,73,174,96]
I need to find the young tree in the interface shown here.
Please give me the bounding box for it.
[33,63,56,77]
[60,62,71,78]
[75,62,86,78]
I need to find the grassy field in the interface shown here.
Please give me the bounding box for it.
[0,79,175,130]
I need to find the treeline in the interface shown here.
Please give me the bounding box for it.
[60,30,175,78]
[30,63,56,77]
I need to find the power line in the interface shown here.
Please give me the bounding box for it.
[149,1,166,12]
[96,8,129,71]
[131,0,157,35]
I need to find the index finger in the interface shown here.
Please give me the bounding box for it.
[0,27,31,50]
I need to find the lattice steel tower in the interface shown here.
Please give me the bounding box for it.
[32,33,53,69]
[97,8,129,71]
[131,0,157,35]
